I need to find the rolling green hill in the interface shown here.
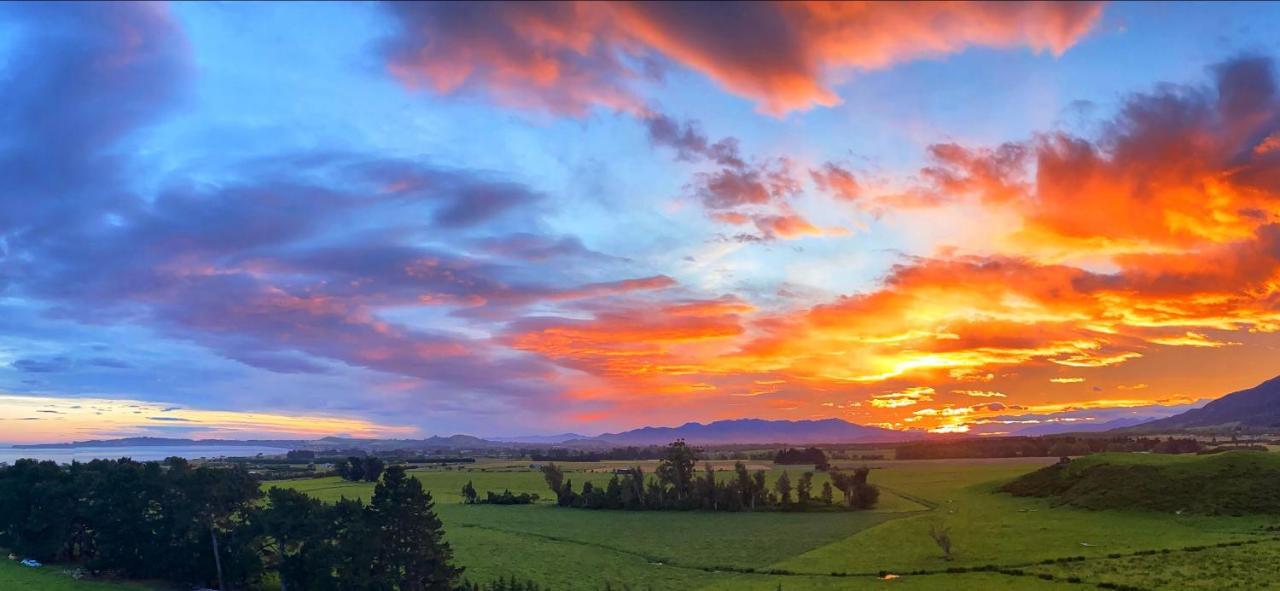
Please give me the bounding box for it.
[1001,451,1280,515]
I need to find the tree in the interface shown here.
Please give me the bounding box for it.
[773,447,829,470]
[655,440,697,505]
[363,457,385,483]
[604,475,623,509]
[340,457,366,482]
[820,481,833,505]
[260,487,339,591]
[734,462,754,509]
[332,497,380,590]
[541,464,576,507]
[698,463,718,510]
[775,471,792,505]
[461,481,478,505]
[797,472,813,506]
[0,459,79,562]
[752,471,768,509]
[369,466,462,590]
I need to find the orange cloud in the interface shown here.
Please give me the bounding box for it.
[498,56,1280,432]
[385,2,1103,115]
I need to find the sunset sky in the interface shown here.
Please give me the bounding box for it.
[4,1,1280,443]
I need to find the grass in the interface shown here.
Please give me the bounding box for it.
[1024,539,1280,590]
[22,453,1280,590]
[0,560,157,590]
[260,454,1280,590]
[1001,451,1280,514]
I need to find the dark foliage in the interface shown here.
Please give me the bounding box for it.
[773,447,830,470]
[894,435,1201,460]
[0,458,463,590]
[1001,451,1280,515]
[542,441,876,512]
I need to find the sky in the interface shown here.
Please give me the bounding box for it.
[3,1,1280,443]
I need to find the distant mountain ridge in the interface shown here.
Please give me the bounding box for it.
[586,418,920,445]
[13,418,921,449]
[1129,375,1280,432]
[486,433,591,444]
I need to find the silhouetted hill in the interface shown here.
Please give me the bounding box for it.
[487,433,591,444]
[585,418,920,445]
[1130,375,1280,432]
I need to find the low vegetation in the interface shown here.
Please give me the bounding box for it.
[1001,451,1280,514]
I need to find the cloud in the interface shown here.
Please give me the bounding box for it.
[382,1,1103,115]
[645,113,834,241]
[869,387,935,408]
[11,357,74,373]
[0,394,415,443]
[811,163,862,202]
[955,390,1007,398]
[0,5,686,424]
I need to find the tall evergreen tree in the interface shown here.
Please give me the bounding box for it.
[370,466,462,591]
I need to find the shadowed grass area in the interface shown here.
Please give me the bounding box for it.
[0,560,160,590]
[1001,451,1280,514]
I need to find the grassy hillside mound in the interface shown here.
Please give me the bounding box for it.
[1000,451,1280,515]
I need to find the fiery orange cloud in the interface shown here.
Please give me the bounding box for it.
[385,2,1102,115]
[955,390,1007,398]
[498,56,1280,432]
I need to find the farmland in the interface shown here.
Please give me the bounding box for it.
[0,560,156,591]
[259,454,1280,590]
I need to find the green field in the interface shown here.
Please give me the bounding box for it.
[0,560,155,590]
[262,455,1280,590]
[17,454,1278,590]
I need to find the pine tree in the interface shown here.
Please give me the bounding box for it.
[370,466,462,591]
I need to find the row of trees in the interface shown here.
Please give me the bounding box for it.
[335,456,386,482]
[539,440,878,511]
[773,447,830,470]
[460,482,539,505]
[0,458,462,590]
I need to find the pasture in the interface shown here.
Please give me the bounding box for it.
[0,560,155,590]
[264,454,1280,590]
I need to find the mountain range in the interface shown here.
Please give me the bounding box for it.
[585,418,917,445]
[13,375,1280,450]
[1126,375,1280,432]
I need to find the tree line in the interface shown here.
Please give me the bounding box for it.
[336,455,386,482]
[527,445,671,462]
[893,435,1207,460]
[538,440,878,511]
[0,457,463,590]
[772,447,830,470]
[460,482,539,505]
